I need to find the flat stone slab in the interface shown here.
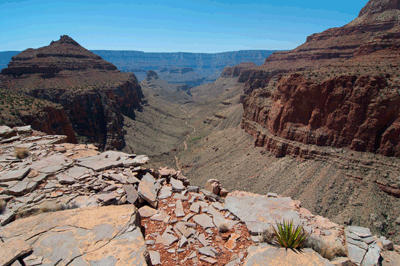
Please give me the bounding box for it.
[347,243,367,265]
[243,244,334,266]
[97,193,118,205]
[77,157,123,172]
[0,125,13,137]
[197,246,218,258]
[150,210,170,222]
[13,125,32,134]
[0,167,31,183]
[55,172,75,185]
[123,184,139,204]
[149,251,161,265]
[190,202,201,213]
[346,226,372,238]
[7,178,38,196]
[122,155,149,167]
[0,205,148,266]
[175,199,185,217]
[193,214,215,229]
[158,186,172,199]
[76,151,147,172]
[31,154,72,173]
[225,196,300,235]
[156,230,178,246]
[362,243,381,266]
[138,173,160,208]
[138,206,158,218]
[65,166,92,179]
[170,178,185,192]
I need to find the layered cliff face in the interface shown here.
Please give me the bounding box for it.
[240,0,400,158]
[0,35,144,150]
[0,88,77,142]
[220,62,257,78]
[1,35,116,76]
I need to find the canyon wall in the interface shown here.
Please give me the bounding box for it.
[239,0,400,158]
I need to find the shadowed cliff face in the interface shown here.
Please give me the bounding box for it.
[0,88,77,143]
[0,35,144,150]
[239,0,400,158]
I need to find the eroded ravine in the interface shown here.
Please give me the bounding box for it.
[175,108,196,171]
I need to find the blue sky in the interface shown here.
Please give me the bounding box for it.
[1,0,368,53]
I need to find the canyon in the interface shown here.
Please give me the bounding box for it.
[0,0,400,262]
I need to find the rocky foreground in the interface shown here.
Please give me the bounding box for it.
[0,126,399,266]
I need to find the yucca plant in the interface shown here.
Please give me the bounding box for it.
[272,219,308,249]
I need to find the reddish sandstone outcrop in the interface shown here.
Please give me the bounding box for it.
[0,35,143,150]
[244,73,400,157]
[239,0,400,157]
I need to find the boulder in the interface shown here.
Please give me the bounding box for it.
[0,167,31,183]
[205,179,220,195]
[243,244,334,266]
[225,195,300,235]
[0,205,148,266]
[0,239,32,266]
[0,125,14,138]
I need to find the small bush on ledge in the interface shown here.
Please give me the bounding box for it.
[14,147,30,159]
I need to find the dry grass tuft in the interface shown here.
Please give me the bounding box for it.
[38,202,79,214]
[14,147,30,159]
[16,202,79,219]
[260,227,276,244]
[0,199,6,213]
[218,221,229,233]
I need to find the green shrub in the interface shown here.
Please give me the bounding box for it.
[190,136,202,142]
[272,219,308,249]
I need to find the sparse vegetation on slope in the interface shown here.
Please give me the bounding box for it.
[0,88,59,126]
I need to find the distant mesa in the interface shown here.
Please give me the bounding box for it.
[144,70,160,83]
[2,35,116,77]
[141,70,192,97]
[91,50,277,86]
[0,35,144,150]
